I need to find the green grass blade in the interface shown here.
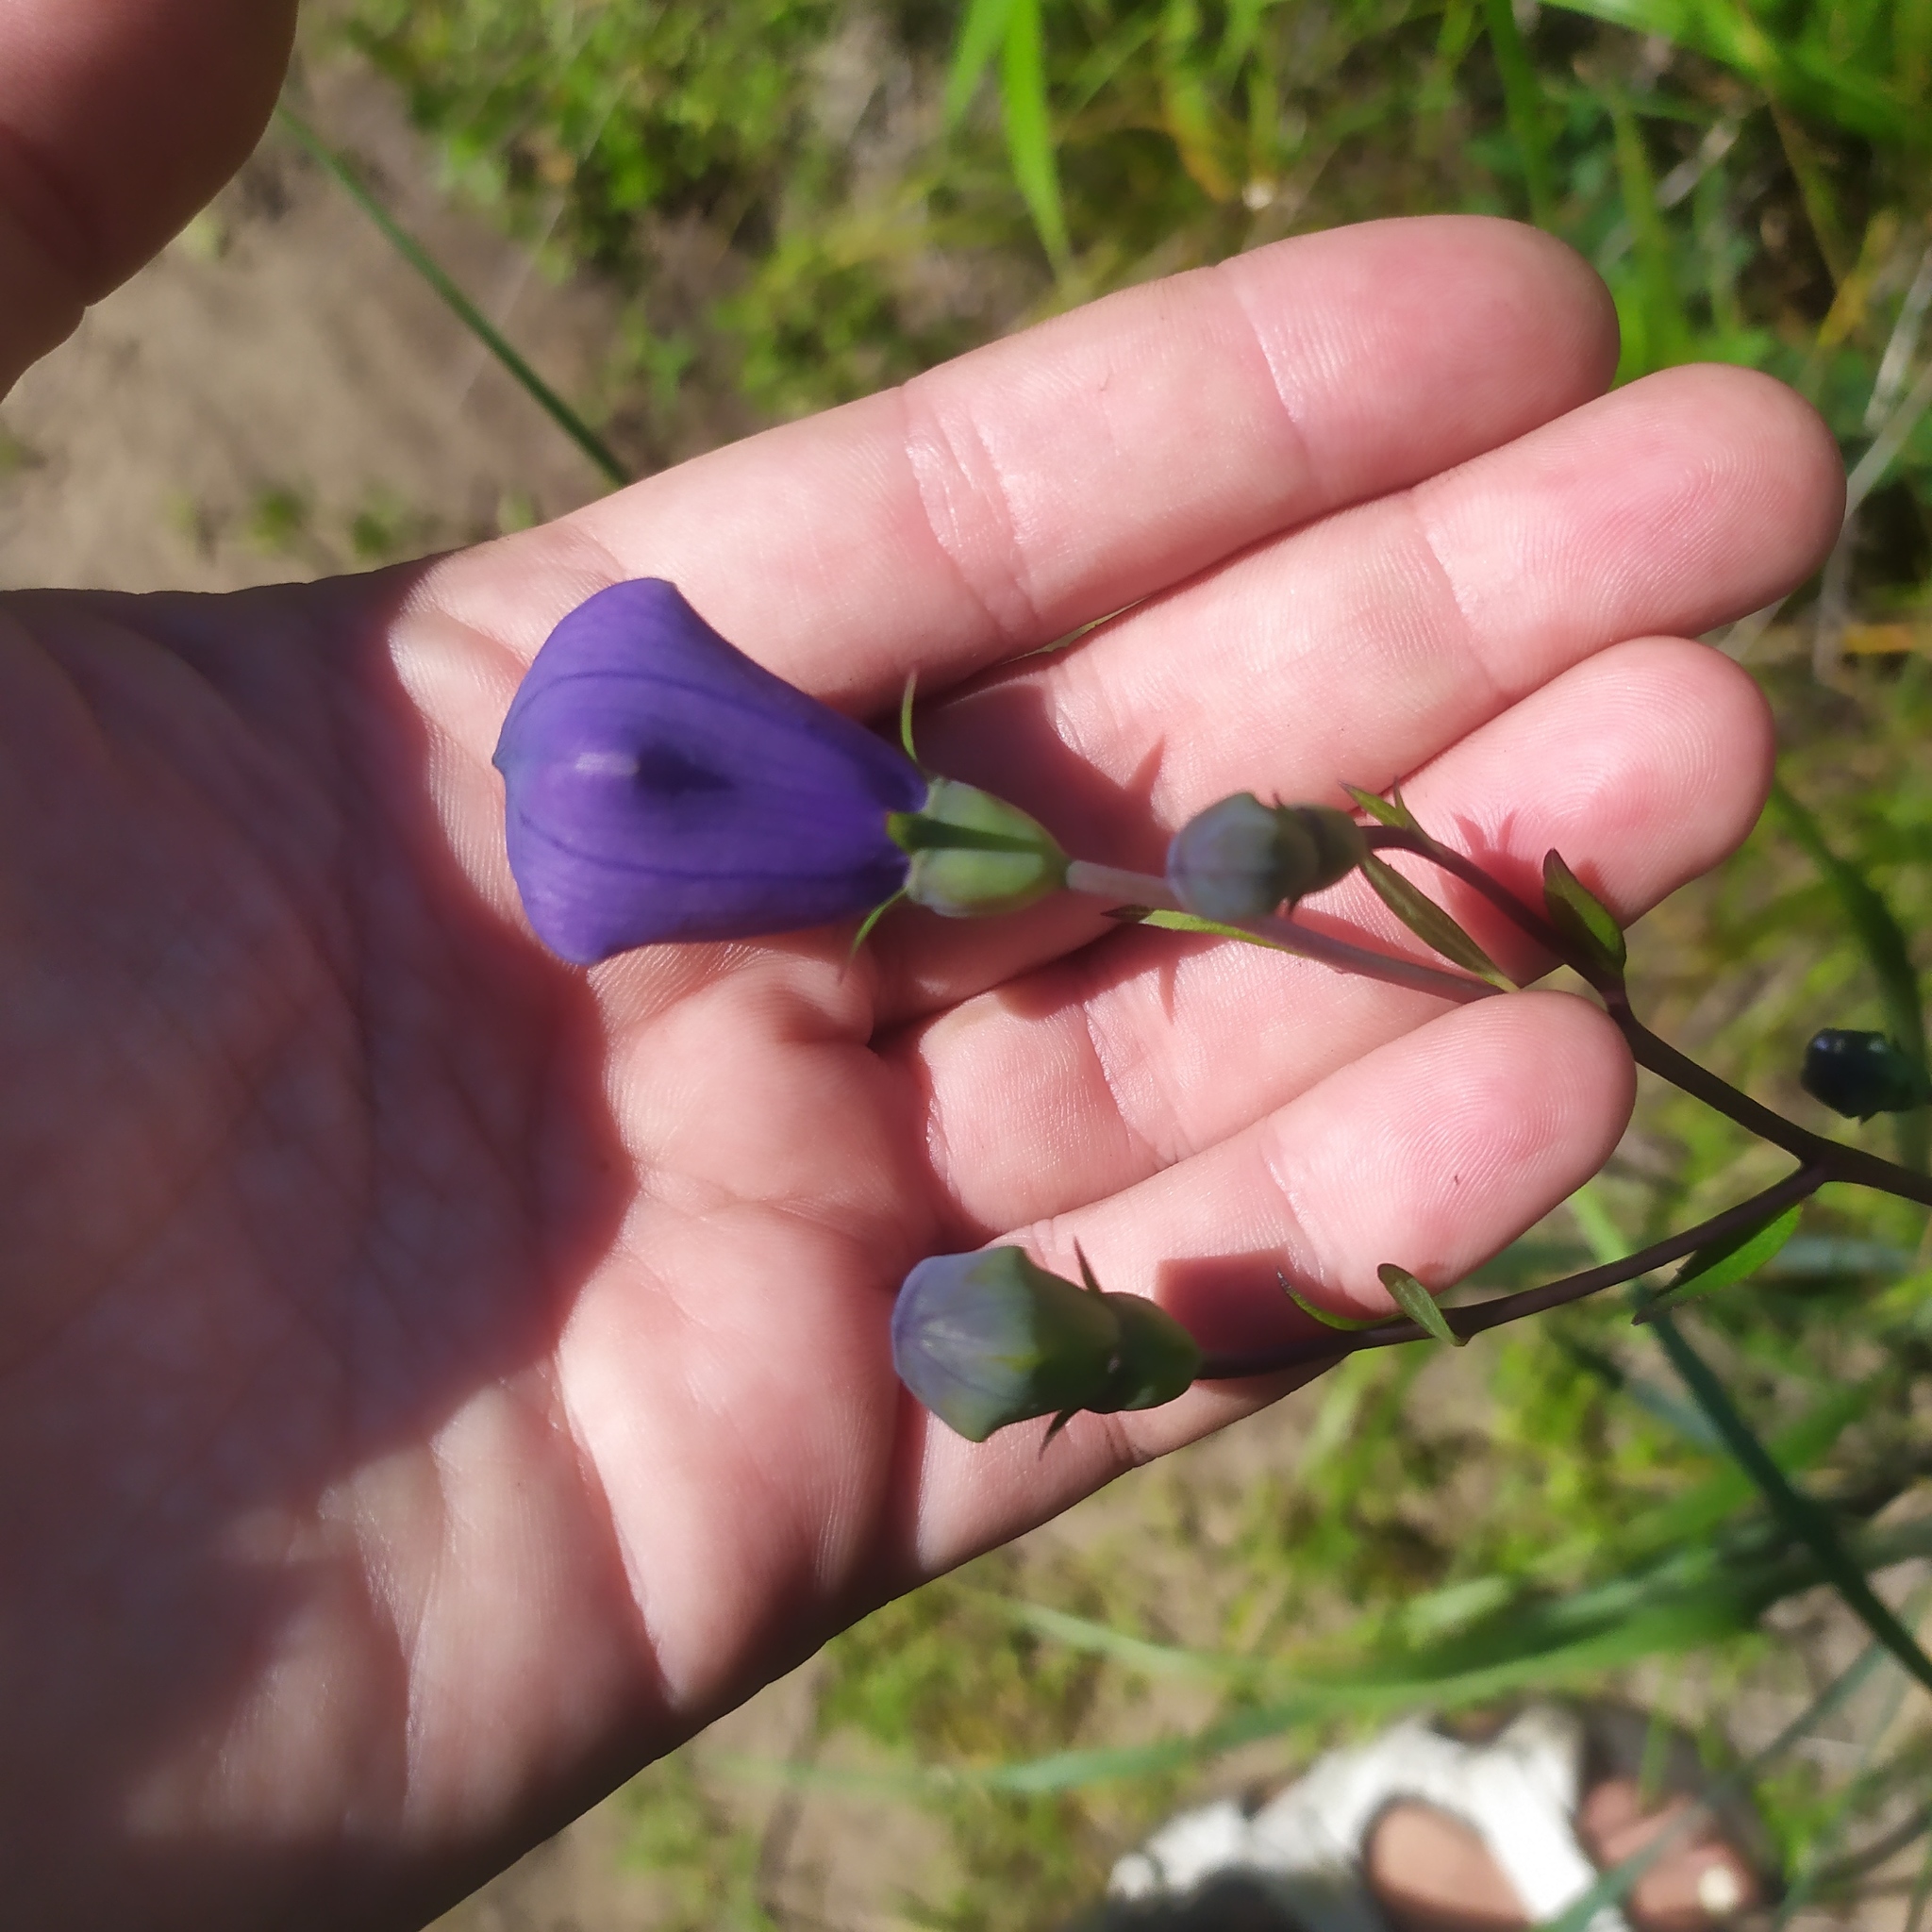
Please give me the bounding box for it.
[944,0,1019,129]
[1651,1310,1932,1700]
[773,1524,1932,1805]
[1605,82,1692,375]
[998,0,1072,272]
[276,106,630,491]
[976,1593,1261,1682]
[1617,1378,1870,1555]
[1771,778,1929,1168]
[1541,0,1924,147]
[1479,0,1556,227]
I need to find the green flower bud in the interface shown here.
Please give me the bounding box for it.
[1166,793,1366,921]
[891,1246,1202,1442]
[888,777,1070,919]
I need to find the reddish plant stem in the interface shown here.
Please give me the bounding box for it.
[1367,826,1932,1208]
[1194,1161,1830,1381]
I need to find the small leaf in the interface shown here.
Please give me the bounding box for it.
[1379,1263,1466,1346]
[899,673,923,767]
[1280,1271,1391,1333]
[1138,907,1293,951]
[1344,783,1422,833]
[1632,1204,1803,1324]
[848,889,904,958]
[1542,850,1627,975]
[1361,856,1515,990]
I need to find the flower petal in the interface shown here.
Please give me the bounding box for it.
[494,580,925,962]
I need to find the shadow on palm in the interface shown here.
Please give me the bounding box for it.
[0,571,636,1907]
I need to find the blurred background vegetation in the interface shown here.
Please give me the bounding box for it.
[294,0,1932,1924]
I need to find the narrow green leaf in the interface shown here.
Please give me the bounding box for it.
[1632,1204,1805,1323]
[1772,779,1928,1169]
[847,890,903,958]
[1542,850,1628,974]
[275,108,630,491]
[1478,0,1556,227]
[943,0,1018,129]
[998,0,1072,272]
[1379,1264,1466,1347]
[1343,783,1421,832]
[1361,856,1515,990]
[1651,1311,1932,1702]
[1283,1276,1392,1334]
[898,674,922,767]
[1138,907,1291,950]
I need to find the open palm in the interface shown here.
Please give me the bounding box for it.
[0,13,1842,1928]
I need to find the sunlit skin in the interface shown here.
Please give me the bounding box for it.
[0,4,1845,1926]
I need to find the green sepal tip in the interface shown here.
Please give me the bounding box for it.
[1542,850,1627,976]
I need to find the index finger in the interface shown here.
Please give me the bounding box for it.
[412,217,1615,721]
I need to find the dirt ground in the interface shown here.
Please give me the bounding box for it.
[0,59,611,596]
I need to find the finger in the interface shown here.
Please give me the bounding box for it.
[896,635,1766,1239]
[0,0,297,391]
[408,216,1615,723]
[868,359,1839,1020]
[891,988,1634,1576]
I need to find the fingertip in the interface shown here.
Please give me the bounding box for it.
[1472,634,1776,915]
[0,0,297,388]
[1619,362,1846,608]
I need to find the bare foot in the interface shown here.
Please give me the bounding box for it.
[1365,1784,1760,1932]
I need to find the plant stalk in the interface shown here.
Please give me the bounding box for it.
[1194,1162,1830,1380]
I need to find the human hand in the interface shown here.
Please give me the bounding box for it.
[0,8,1843,1927]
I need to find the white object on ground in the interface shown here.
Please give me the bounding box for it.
[1108,1705,1630,1932]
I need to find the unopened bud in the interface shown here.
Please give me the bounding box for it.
[891,1246,1202,1442]
[1166,794,1366,921]
[1802,1028,1931,1120]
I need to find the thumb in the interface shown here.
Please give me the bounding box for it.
[0,0,297,394]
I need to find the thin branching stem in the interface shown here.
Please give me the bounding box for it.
[1363,829,1932,1209]
[1062,859,1494,1005]
[1193,1162,1830,1381]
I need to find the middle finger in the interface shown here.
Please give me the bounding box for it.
[869,360,1837,1022]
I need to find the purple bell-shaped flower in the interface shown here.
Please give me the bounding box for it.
[494,579,1076,963]
[494,580,928,963]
